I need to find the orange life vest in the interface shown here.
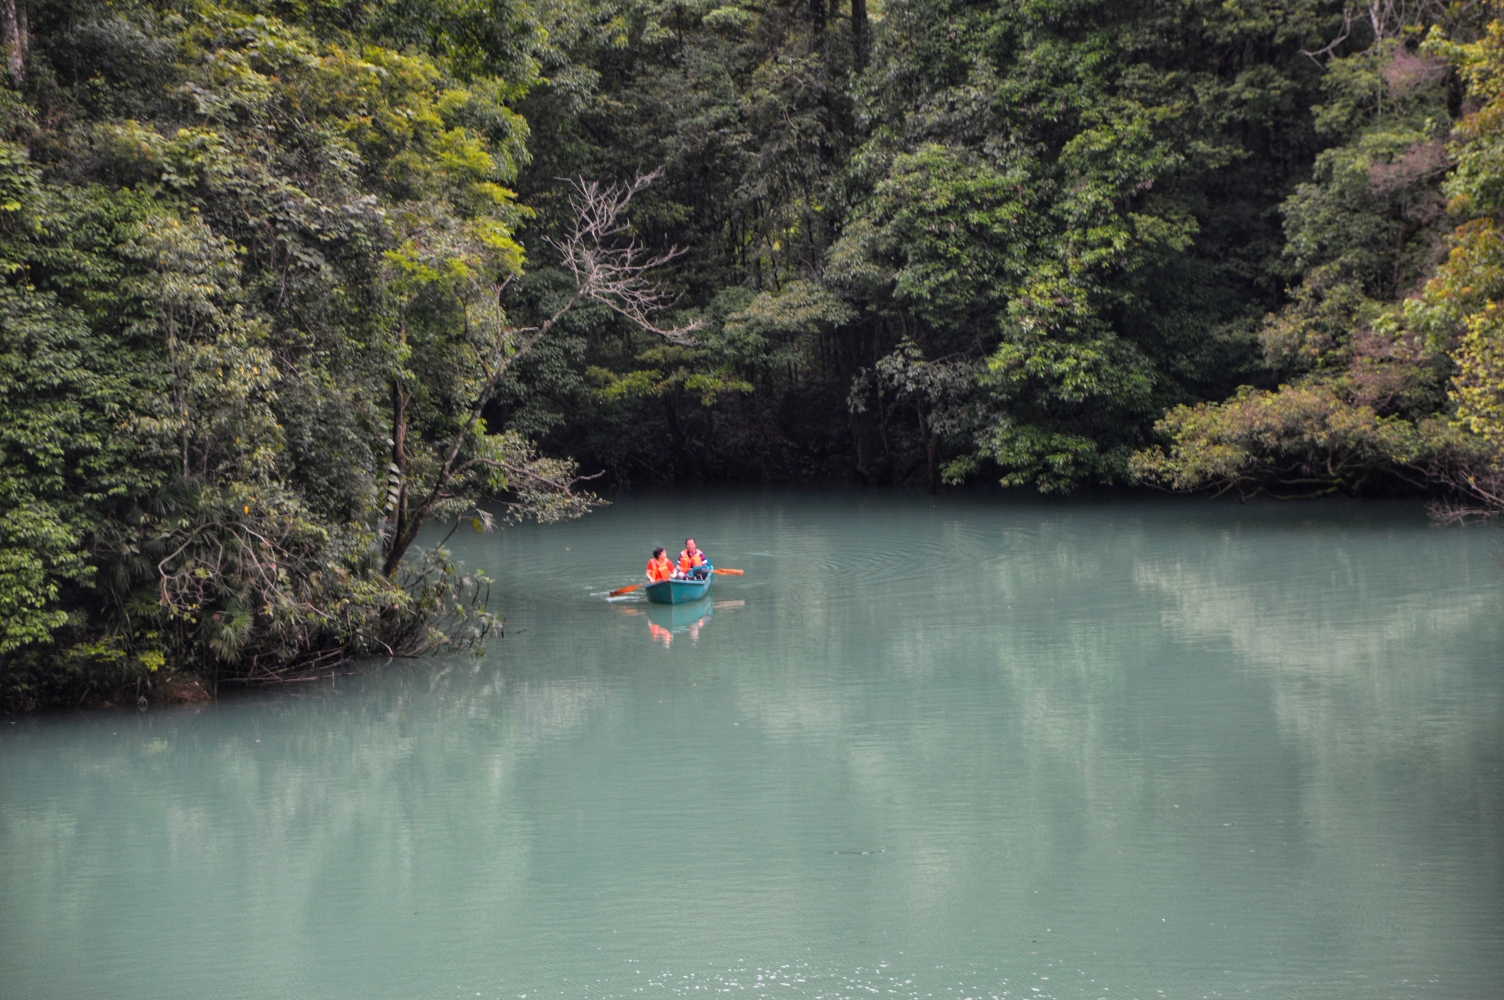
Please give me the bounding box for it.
[646,555,674,582]
[679,548,705,572]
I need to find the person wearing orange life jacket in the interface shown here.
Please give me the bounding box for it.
[677,538,709,580]
[645,547,675,583]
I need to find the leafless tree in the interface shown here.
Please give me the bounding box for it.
[546,172,701,345]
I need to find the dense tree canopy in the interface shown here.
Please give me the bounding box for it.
[4,0,1504,707]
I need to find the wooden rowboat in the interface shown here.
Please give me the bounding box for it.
[644,569,713,604]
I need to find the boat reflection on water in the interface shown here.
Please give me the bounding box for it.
[648,600,709,647]
[615,599,745,647]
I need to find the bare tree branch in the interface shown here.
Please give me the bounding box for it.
[545,170,704,344]
[1300,7,1353,69]
[381,169,697,575]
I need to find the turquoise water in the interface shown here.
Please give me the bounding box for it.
[2,489,1502,1000]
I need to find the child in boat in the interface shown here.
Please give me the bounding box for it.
[646,547,675,582]
[678,538,709,580]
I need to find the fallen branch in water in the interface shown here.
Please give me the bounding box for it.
[219,669,364,684]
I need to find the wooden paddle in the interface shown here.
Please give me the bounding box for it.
[713,568,744,575]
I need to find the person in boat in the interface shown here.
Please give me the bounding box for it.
[678,538,710,580]
[645,546,675,583]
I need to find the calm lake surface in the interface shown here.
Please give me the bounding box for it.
[3,489,1503,1000]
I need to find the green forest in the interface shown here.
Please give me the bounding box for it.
[3,0,1504,708]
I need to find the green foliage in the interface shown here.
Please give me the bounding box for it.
[1132,4,1504,514]
[13,0,1504,705]
[0,0,575,708]
[1129,5,1504,500]
[0,502,82,655]
[589,343,753,407]
[1451,301,1504,452]
[1417,17,1504,512]
[1130,383,1427,496]
[831,145,1035,332]
[820,0,1346,487]
[512,0,1358,488]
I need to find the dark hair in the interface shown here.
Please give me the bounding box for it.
[652,546,665,558]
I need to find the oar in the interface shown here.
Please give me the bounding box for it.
[713,568,744,576]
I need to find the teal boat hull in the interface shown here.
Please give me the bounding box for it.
[644,572,713,604]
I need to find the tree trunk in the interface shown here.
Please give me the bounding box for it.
[809,0,825,35]
[2,0,25,88]
[663,395,682,482]
[382,381,410,577]
[852,0,869,71]
[927,431,939,494]
[850,410,868,481]
[919,407,938,494]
